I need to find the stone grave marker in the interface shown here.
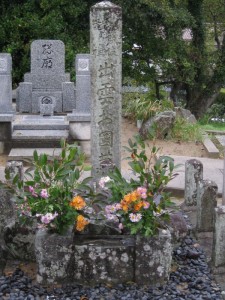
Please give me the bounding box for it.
[90,1,122,178]
[17,40,75,113]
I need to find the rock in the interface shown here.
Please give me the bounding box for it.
[169,212,189,243]
[139,111,176,140]
[175,107,197,123]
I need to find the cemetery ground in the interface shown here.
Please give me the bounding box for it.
[1,117,225,299]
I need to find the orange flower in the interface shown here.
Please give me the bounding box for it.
[134,201,144,212]
[70,195,86,210]
[76,215,89,231]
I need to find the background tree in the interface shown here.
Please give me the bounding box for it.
[1,0,225,118]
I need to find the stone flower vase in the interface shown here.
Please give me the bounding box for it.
[35,227,74,285]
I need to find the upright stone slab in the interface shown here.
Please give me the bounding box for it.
[68,54,91,156]
[212,206,225,267]
[0,54,14,114]
[185,159,203,206]
[17,40,75,113]
[0,53,14,152]
[196,180,218,232]
[90,1,122,178]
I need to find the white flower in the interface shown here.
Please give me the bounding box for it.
[129,213,142,222]
[99,176,112,189]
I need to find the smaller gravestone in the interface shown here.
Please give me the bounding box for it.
[212,206,225,268]
[196,180,217,232]
[17,40,75,113]
[185,159,203,206]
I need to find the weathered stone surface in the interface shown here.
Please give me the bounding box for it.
[212,206,225,268]
[169,212,189,243]
[175,107,197,123]
[135,230,172,286]
[185,159,203,206]
[73,235,135,284]
[4,224,36,261]
[90,1,122,178]
[35,227,74,284]
[197,180,217,232]
[5,161,24,182]
[140,111,176,140]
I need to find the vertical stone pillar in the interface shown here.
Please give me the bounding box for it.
[75,54,91,119]
[185,159,203,206]
[212,206,225,267]
[196,180,217,232]
[0,53,14,153]
[222,151,225,205]
[0,54,14,114]
[90,1,122,178]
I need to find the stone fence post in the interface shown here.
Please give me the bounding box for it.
[185,159,203,206]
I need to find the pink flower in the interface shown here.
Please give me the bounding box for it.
[143,201,150,209]
[40,212,58,224]
[118,223,123,230]
[137,187,147,199]
[40,189,48,198]
[29,186,38,197]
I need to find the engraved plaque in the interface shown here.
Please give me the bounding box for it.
[0,58,7,72]
[78,59,89,71]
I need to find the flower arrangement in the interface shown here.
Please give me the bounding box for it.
[1,141,91,234]
[99,135,177,236]
[1,136,177,237]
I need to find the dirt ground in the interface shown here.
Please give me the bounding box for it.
[121,117,207,166]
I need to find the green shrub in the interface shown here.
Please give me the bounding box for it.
[169,117,203,142]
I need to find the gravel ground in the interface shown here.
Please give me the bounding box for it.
[0,234,223,300]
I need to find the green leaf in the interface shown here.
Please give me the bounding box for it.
[33,150,38,163]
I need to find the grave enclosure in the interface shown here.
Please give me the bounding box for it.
[0,0,225,292]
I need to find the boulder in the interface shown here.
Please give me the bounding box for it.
[175,107,197,123]
[140,110,176,140]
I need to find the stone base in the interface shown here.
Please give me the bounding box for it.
[35,229,172,286]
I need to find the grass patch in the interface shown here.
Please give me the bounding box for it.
[168,118,203,142]
[200,123,225,131]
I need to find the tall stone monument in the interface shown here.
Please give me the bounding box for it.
[90,1,122,178]
[16,40,75,114]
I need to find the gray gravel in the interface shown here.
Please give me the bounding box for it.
[0,234,223,300]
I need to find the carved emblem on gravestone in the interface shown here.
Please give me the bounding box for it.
[0,59,7,72]
[39,96,55,116]
[41,96,53,105]
[78,59,89,71]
